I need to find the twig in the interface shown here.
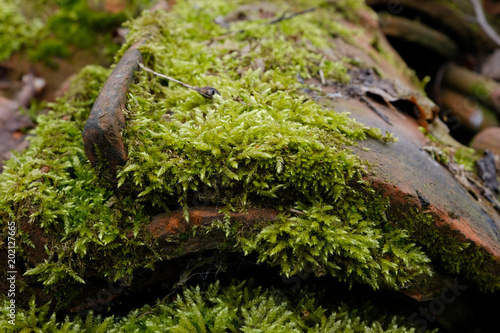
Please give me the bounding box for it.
[319,56,326,85]
[267,7,316,25]
[205,7,316,43]
[289,208,306,215]
[432,63,450,107]
[360,95,393,125]
[10,153,22,166]
[470,0,500,47]
[137,61,220,99]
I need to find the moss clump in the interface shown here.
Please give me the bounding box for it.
[27,0,130,64]
[0,280,435,332]
[118,0,389,209]
[392,208,500,292]
[0,65,159,292]
[0,0,150,64]
[113,0,430,290]
[240,201,431,289]
[0,0,433,297]
[4,1,496,323]
[454,147,480,173]
[0,0,42,61]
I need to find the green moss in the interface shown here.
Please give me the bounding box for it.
[454,147,480,173]
[392,208,500,292]
[117,1,389,210]
[29,1,126,65]
[109,0,429,292]
[0,0,149,64]
[421,127,481,173]
[239,200,431,290]
[0,0,42,61]
[0,0,496,321]
[0,280,435,332]
[0,65,159,292]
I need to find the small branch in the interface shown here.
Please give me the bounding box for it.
[319,56,326,85]
[138,61,196,90]
[470,0,500,47]
[360,95,393,125]
[289,208,306,215]
[205,7,316,44]
[319,69,326,85]
[137,61,220,99]
[267,7,316,25]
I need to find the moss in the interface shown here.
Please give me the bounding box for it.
[110,0,430,292]
[117,1,390,209]
[0,280,435,332]
[392,208,500,292]
[0,0,43,61]
[0,65,159,292]
[0,0,496,322]
[422,130,482,175]
[30,1,125,65]
[454,147,480,173]
[0,0,150,64]
[239,200,432,290]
